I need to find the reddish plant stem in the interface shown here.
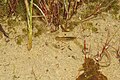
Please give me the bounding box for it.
[9,0,18,14]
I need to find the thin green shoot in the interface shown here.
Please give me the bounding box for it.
[24,0,33,51]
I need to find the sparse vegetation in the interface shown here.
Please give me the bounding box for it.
[0,0,120,50]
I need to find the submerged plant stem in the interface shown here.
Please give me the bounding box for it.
[24,0,33,51]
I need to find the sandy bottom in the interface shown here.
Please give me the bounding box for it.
[0,14,120,80]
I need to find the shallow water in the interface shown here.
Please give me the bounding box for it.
[0,1,120,80]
